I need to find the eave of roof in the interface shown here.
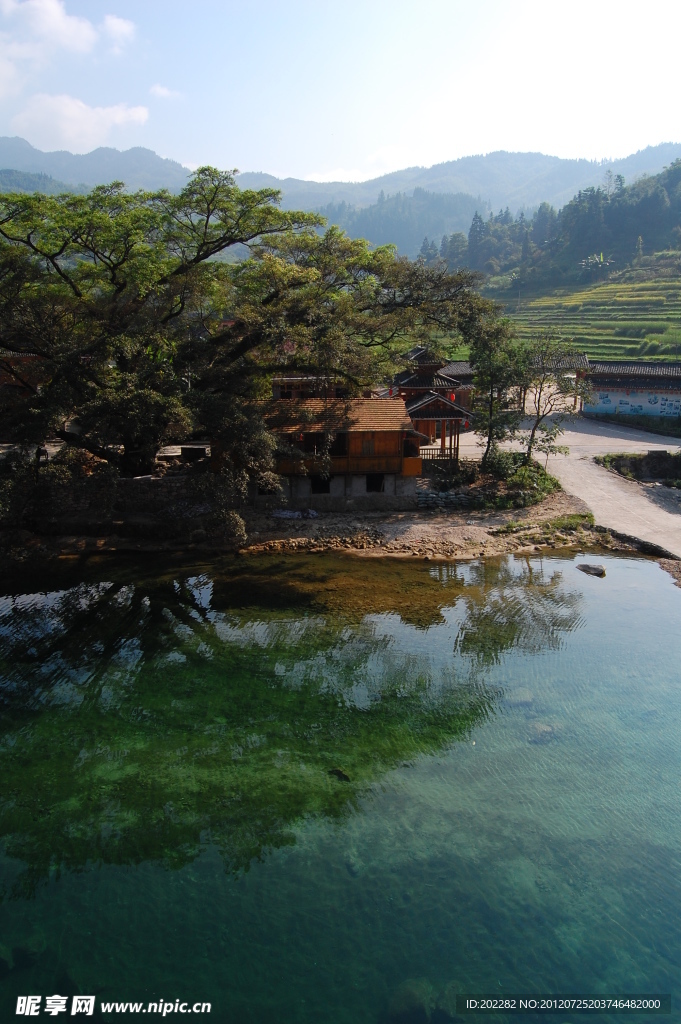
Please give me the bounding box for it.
[405,391,473,417]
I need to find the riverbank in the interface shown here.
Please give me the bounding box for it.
[1,490,649,571]
[242,491,645,560]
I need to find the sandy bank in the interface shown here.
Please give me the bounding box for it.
[241,491,636,560]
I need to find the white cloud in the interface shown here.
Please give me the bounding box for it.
[150,83,180,99]
[103,13,134,53]
[12,92,148,151]
[1,0,97,53]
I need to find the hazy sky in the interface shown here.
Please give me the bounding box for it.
[0,0,678,180]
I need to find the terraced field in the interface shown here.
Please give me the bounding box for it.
[509,278,681,361]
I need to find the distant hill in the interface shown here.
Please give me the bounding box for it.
[237,144,681,215]
[0,168,77,194]
[1,139,680,261]
[0,137,190,191]
[320,188,484,257]
[464,160,681,297]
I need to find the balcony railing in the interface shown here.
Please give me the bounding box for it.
[420,448,460,461]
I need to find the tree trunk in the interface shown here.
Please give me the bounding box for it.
[120,442,153,477]
[484,385,494,461]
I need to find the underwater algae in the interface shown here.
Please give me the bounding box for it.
[0,553,582,897]
[2,554,681,1022]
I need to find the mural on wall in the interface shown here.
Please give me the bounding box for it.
[584,390,681,418]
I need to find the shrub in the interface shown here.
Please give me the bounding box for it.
[431,459,478,491]
[482,446,517,480]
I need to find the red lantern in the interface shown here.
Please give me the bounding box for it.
[464,420,469,429]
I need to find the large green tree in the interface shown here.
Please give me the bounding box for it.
[0,170,493,477]
[0,168,319,474]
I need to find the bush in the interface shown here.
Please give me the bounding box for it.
[431,459,478,491]
[482,446,518,480]
[0,446,119,527]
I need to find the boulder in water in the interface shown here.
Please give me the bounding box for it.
[388,978,435,1023]
[577,563,606,577]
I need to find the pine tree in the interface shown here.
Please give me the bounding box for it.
[467,212,486,270]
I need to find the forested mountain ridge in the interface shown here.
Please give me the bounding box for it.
[320,189,485,257]
[0,138,680,270]
[0,137,190,190]
[0,169,77,194]
[237,145,681,215]
[423,162,681,294]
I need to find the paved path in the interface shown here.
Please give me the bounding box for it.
[458,418,681,557]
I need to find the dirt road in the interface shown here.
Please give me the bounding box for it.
[459,417,681,557]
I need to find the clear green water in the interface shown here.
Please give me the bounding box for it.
[0,552,680,1022]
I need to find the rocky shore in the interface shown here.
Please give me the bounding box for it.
[3,490,677,577]
[242,491,634,559]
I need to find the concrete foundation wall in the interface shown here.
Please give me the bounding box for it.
[396,477,417,497]
[252,472,421,511]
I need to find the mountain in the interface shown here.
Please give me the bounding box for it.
[0,169,77,194]
[237,144,681,215]
[1,137,678,211]
[1,138,680,260]
[0,137,190,191]
[320,189,484,257]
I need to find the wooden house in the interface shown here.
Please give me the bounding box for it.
[386,348,474,457]
[269,398,422,501]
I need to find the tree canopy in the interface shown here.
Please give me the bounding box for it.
[0,168,493,476]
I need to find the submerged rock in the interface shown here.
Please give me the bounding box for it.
[345,856,361,877]
[328,767,350,782]
[435,981,461,1020]
[529,722,557,744]
[577,563,606,577]
[388,977,436,1023]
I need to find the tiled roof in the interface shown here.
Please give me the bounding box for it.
[536,353,590,371]
[588,361,681,378]
[405,391,472,418]
[440,360,473,379]
[405,345,440,365]
[399,372,460,389]
[269,398,413,433]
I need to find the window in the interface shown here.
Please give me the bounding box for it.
[330,433,348,456]
[310,475,331,494]
[300,432,325,454]
[366,473,384,493]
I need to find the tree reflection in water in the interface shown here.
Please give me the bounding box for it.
[0,554,582,897]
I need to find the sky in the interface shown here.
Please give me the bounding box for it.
[0,0,678,181]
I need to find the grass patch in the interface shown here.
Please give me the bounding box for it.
[542,512,595,531]
[480,462,561,510]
